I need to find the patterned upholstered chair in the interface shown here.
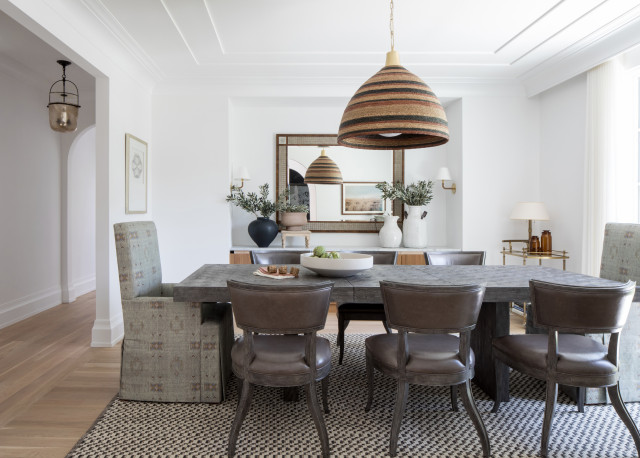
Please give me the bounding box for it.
[114,221,233,403]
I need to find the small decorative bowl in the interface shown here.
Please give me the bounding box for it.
[300,252,373,277]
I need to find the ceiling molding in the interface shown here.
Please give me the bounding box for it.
[522,11,640,96]
[81,0,165,81]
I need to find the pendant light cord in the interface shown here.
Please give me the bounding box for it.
[389,0,395,51]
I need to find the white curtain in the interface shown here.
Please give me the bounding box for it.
[582,58,637,276]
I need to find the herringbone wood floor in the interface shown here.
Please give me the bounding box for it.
[0,292,524,457]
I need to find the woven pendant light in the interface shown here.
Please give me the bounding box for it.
[304,149,343,185]
[338,1,448,150]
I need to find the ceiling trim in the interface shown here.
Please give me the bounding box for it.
[81,0,165,81]
[522,12,640,96]
[159,0,200,65]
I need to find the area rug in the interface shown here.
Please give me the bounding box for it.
[68,334,639,457]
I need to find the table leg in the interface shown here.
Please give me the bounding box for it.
[283,386,299,401]
[471,302,510,403]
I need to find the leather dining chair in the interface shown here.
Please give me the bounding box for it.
[424,250,486,411]
[226,280,334,458]
[365,281,490,457]
[424,250,486,266]
[492,279,640,457]
[250,250,309,265]
[336,250,398,364]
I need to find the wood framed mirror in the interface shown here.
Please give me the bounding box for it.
[276,134,404,233]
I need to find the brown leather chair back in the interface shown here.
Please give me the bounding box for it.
[529,279,636,333]
[425,251,485,266]
[251,250,309,264]
[380,281,485,333]
[342,250,398,265]
[227,280,333,334]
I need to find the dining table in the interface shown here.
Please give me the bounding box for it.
[174,263,638,404]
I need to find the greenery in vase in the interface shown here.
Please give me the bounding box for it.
[376,180,434,206]
[275,188,309,213]
[226,183,276,218]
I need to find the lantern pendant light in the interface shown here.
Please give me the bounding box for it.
[337,0,449,150]
[304,148,343,185]
[47,60,81,132]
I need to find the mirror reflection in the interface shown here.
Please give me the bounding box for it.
[288,146,394,222]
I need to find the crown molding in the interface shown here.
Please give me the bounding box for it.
[81,0,165,81]
[521,9,640,96]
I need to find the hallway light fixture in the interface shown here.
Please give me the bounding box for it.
[47,60,80,132]
[337,0,449,150]
[304,148,343,185]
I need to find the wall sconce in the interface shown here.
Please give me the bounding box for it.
[230,166,251,191]
[435,167,456,194]
[47,60,80,132]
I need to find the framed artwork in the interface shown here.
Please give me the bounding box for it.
[125,133,148,214]
[341,182,386,215]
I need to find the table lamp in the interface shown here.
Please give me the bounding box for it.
[510,202,549,247]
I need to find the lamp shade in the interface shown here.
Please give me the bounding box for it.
[304,149,343,185]
[337,52,449,150]
[435,167,452,181]
[510,202,550,221]
[234,166,251,181]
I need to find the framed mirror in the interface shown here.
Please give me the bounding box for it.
[276,134,404,233]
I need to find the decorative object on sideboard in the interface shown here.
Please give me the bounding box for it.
[378,213,402,248]
[435,167,457,194]
[541,230,552,253]
[276,187,309,231]
[304,148,343,184]
[337,0,448,150]
[230,166,251,191]
[377,180,434,248]
[47,60,80,132]
[509,201,550,249]
[226,183,278,247]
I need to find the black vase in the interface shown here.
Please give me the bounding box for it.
[248,217,278,247]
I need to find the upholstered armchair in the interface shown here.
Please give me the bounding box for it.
[114,221,233,403]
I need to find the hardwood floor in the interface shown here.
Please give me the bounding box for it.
[0,293,524,457]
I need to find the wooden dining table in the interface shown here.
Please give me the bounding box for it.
[174,264,637,404]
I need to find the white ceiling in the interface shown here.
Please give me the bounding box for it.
[1,0,640,93]
[83,0,640,84]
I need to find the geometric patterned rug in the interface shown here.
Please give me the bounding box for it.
[67,334,640,457]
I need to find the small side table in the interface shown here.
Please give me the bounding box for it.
[281,230,311,248]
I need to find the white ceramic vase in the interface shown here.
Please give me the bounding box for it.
[379,214,402,248]
[402,205,427,248]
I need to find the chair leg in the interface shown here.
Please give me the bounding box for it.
[389,380,409,457]
[450,385,459,412]
[459,379,491,458]
[337,313,348,365]
[227,380,254,457]
[383,321,392,334]
[305,382,330,458]
[321,376,330,414]
[236,376,243,407]
[577,386,585,413]
[607,383,640,455]
[541,381,558,457]
[365,351,374,412]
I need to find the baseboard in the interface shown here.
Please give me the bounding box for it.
[91,316,124,347]
[0,286,63,330]
[73,275,96,297]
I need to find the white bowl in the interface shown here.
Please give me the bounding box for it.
[300,252,373,277]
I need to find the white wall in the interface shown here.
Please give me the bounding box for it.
[227,97,452,249]
[0,68,62,327]
[68,126,96,296]
[538,74,588,273]
[461,95,541,265]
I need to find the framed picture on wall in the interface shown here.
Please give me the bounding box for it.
[125,133,148,214]
[341,182,386,215]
